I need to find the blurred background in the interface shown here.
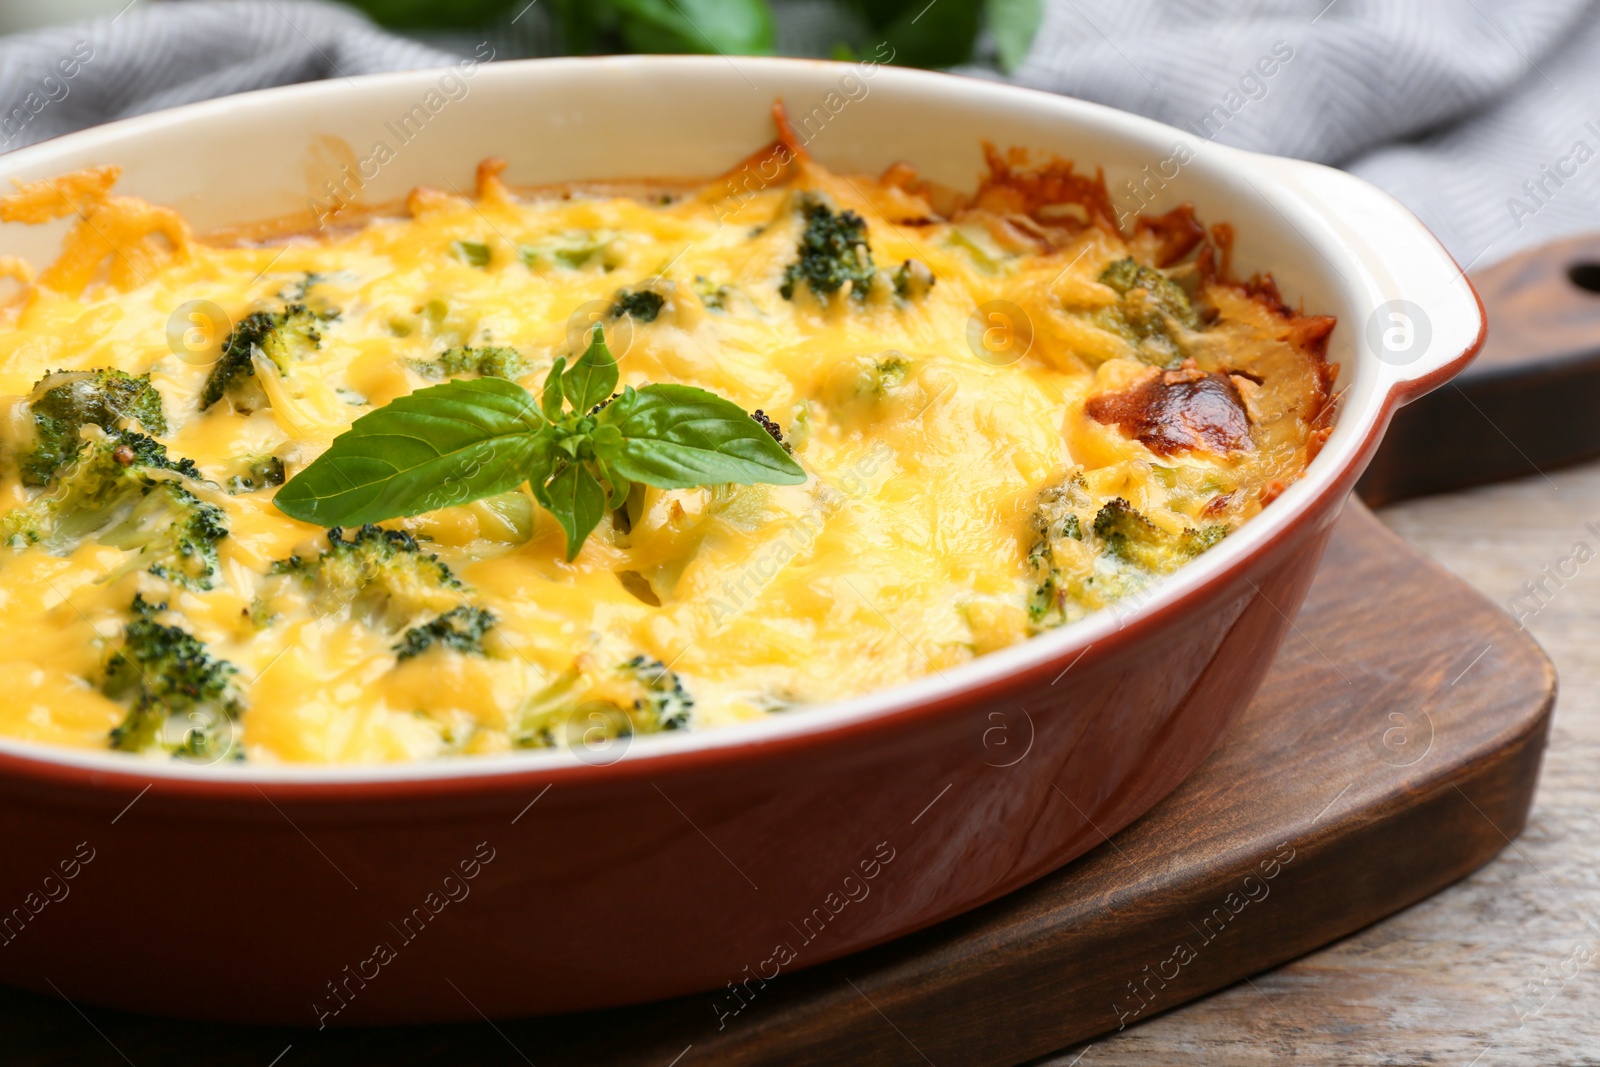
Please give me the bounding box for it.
[0,0,1043,72]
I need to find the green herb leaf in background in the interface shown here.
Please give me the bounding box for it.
[275,326,806,560]
[868,0,983,69]
[346,0,1040,72]
[549,0,776,57]
[986,0,1043,73]
[615,0,777,55]
[340,0,518,29]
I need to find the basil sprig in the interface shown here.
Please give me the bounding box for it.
[274,326,806,559]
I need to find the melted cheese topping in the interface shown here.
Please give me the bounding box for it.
[0,144,1333,763]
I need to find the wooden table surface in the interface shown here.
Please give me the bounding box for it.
[1043,465,1600,1066]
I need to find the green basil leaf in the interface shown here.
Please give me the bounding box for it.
[528,466,552,509]
[613,0,776,56]
[562,325,619,414]
[542,357,568,420]
[543,460,608,560]
[595,457,632,510]
[452,240,492,268]
[525,427,560,502]
[591,423,624,459]
[987,0,1042,73]
[598,383,806,488]
[274,378,546,526]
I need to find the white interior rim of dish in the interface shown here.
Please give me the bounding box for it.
[0,56,1469,782]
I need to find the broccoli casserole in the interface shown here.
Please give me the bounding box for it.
[0,110,1336,763]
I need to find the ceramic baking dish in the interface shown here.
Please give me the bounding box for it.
[0,56,1482,1026]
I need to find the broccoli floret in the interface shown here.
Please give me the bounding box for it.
[519,231,621,272]
[112,431,201,480]
[618,655,693,730]
[411,346,525,382]
[452,240,492,268]
[267,524,464,628]
[394,605,495,660]
[99,479,228,590]
[513,655,694,749]
[225,454,286,494]
[1026,486,1225,629]
[20,369,166,486]
[826,352,910,415]
[609,289,664,323]
[780,194,875,301]
[1093,497,1225,572]
[869,353,910,393]
[201,304,328,411]
[263,527,497,645]
[694,275,732,311]
[278,272,329,302]
[0,429,225,589]
[892,259,935,301]
[1026,481,1089,626]
[1095,257,1200,366]
[103,594,242,759]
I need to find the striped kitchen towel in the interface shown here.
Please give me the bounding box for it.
[0,2,453,153]
[1009,0,1600,270]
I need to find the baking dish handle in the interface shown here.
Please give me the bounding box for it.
[1255,157,1487,403]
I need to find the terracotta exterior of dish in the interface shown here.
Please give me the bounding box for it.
[0,58,1484,1027]
[0,422,1406,1026]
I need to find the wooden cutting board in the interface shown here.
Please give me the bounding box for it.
[1360,235,1600,503]
[0,501,1554,1065]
